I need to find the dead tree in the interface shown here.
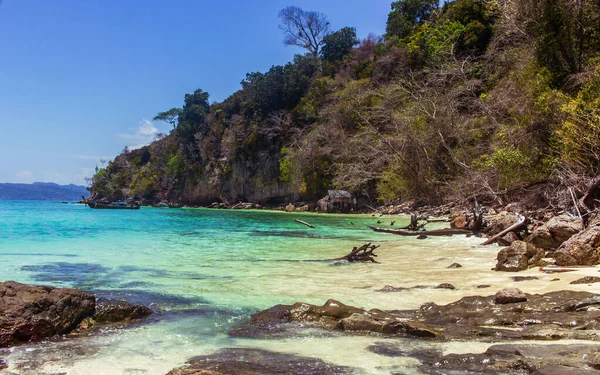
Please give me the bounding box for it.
[481,214,528,246]
[333,243,380,263]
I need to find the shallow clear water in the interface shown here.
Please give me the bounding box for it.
[1,201,597,374]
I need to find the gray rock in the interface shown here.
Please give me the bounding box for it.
[93,299,153,324]
[495,241,545,271]
[494,287,527,304]
[527,215,583,249]
[570,276,600,285]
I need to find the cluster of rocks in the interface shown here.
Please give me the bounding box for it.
[164,288,600,374]
[484,211,600,271]
[0,281,152,349]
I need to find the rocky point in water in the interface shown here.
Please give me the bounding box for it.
[166,348,357,375]
[232,290,600,342]
[0,281,152,349]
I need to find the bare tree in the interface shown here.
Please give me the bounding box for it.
[278,6,331,58]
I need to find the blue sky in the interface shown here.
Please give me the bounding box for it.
[0,0,391,185]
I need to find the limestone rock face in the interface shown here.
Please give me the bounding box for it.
[494,288,528,304]
[0,281,95,348]
[555,222,600,266]
[527,215,583,249]
[495,241,545,271]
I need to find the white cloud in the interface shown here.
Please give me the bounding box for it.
[118,119,159,150]
[14,170,35,183]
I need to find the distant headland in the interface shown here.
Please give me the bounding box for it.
[0,182,88,201]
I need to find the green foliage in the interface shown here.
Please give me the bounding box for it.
[241,55,317,116]
[442,0,495,54]
[177,89,210,158]
[153,108,182,129]
[386,0,440,39]
[558,65,600,173]
[376,166,410,203]
[406,21,465,61]
[278,147,294,183]
[321,27,359,63]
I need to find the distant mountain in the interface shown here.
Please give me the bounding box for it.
[0,182,89,201]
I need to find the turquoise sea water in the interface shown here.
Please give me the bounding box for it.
[1,201,588,374]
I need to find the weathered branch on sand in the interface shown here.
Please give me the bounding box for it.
[370,227,473,236]
[481,215,528,246]
[295,219,315,228]
[333,243,380,263]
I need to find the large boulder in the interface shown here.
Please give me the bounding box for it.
[526,215,583,249]
[495,241,545,272]
[0,281,95,348]
[554,222,600,266]
[485,211,520,236]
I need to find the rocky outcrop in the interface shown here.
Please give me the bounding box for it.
[526,215,583,249]
[485,211,520,236]
[494,288,527,304]
[0,359,6,370]
[414,343,600,375]
[570,276,600,285]
[230,299,439,339]
[93,299,153,324]
[235,291,600,343]
[554,222,600,266]
[0,281,95,348]
[166,348,356,375]
[495,241,545,271]
[0,281,153,349]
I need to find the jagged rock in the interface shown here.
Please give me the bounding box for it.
[486,211,520,236]
[570,276,600,285]
[166,348,356,375]
[0,359,6,370]
[231,299,439,339]
[447,263,463,268]
[0,281,95,348]
[436,283,456,290]
[417,344,600,375]
[497,231,520,246]
[526,215,584,249]
[285,203,295,212]
[93,299,153,324]
[555,223,600,266]
[495,241,545,272]
[494,288,527,304]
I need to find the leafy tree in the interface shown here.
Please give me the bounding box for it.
[386,0,440,39]
[177,89,210,159]
[153,108,182,129]
[321,27,359,63]
[278,6,331,58]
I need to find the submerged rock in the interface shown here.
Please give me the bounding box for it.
[0,281,95,348]
[495,241,544,271]
[166,348,357,375]
[447,263,462,268]
[555,222,600,266]
[435,283,456,290]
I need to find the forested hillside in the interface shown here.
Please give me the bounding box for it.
[91,0,600,208]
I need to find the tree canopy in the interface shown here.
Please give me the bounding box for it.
[278,6,331,57]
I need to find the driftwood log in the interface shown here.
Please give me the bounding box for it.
[294,219,315,228]
[370,227,473,236]
[481,214,528,246]
[333,243,380,263]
